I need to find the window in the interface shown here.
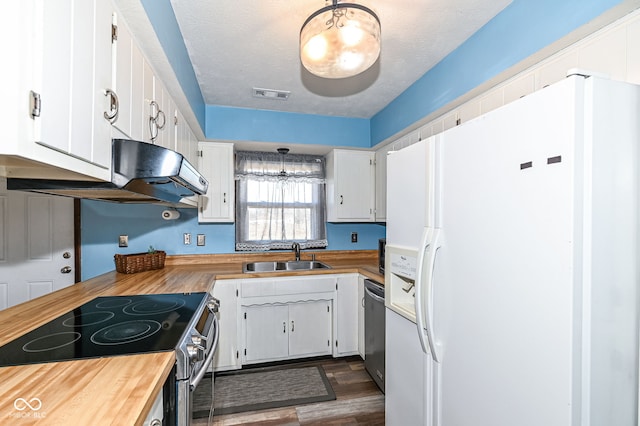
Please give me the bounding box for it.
[235,151,328,251]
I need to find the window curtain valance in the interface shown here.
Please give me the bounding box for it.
[234,151,326,183]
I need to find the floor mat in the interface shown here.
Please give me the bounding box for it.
[193,365,336,418]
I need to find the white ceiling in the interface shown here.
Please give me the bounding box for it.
[169,0,512,119]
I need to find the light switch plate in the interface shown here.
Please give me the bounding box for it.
[197,234,205,246]
[119,235,128,247]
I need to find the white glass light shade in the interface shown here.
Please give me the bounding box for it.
[300,3,381,79]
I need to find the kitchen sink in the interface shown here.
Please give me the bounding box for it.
[242,260,331,273]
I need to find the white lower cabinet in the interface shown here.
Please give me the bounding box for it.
[334,274,360,356]
[212,274,366,370]
[358,275,365,358]
[242,300,332,364]
[210,279,240,371]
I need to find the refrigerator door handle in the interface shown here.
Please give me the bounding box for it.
[424,228,442,363]
[415,227,431,355]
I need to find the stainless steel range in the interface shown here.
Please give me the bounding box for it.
[0,292,220,425]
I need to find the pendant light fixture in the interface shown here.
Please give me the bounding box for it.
[300,0,381,79]
[277,147,290,177]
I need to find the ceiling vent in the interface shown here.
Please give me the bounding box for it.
[252,88,290,101]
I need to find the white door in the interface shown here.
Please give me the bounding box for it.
[0,178,75,310]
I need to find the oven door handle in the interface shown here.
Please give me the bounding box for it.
[190,313,219,391]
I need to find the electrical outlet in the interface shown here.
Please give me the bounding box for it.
[118,235,128,247]
[183,233,191,245]
[197,234,206,246]
[351,232,358,243]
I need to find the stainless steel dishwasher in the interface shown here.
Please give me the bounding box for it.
[364,279,385,393]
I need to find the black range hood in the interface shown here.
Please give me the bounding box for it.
[7,139,208,207]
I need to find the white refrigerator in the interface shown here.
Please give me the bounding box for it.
[385,74,640,426]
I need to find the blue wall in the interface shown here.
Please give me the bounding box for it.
[81,201,385,280]
[205,106,370,148]
[369,0,624,144]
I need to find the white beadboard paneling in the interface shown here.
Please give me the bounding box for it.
[538,51,579,88]
[28,197,53,260]
[407,129,421,145]
[458,100,481,124]
[503,73,536,104]
[419,123,433,140]
[443,111,459,131]
[578,25,627,80]
[479,88,504,114]
[627,15,640,84]
[431,120,444,136]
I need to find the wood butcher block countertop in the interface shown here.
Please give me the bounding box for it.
[0,250,382,425]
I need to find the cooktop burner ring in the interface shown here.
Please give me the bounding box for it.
[22,332,82,353]
[122,298,186,316]
[90,320,162,345]
[62,311,115,327]
[95,298,133,309]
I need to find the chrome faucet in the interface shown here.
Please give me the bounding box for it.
[292,242,301,261]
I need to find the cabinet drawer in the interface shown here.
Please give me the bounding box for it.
[241,276,337,298]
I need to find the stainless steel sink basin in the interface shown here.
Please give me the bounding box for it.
[242,260,331,273]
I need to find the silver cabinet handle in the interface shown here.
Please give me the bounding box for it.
[340,195,344,205]
[283,321,286,333]
[156,109,166,130]
[103,89,119,123]
[61,266,72,274]
[291,320,295,332]
[149,100,166,142]
[223,192,226,203]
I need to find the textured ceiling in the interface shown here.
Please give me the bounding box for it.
[169,0,512,119]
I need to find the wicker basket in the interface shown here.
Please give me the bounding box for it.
[114,251,166,274]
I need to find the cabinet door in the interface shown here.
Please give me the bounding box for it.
[358,276,365,358]
[243,304,289,362]
[288,300,332,358]
[37,0,112,170]
[2,1,36,152]
[112,12,133,138]
[198,142,234,223]
[375,144,392,222]
[327,150,375,222]
[335,274,359,355]
[129,42,145,141]
[211,280,240,371]
[142,59,155,143]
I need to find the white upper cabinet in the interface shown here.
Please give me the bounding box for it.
[198,142,235,223]
[374,144,393,222]
[326,149,376,222]
[36,0,114,172]
[112,12,133,139]
[1,0,115,181]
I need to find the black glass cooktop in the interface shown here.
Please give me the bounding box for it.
[0,292,207,367]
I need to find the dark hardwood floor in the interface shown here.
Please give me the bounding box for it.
[194,356,385,425]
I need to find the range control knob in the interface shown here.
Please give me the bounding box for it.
[186,343,204,362]
[191,334,203,347]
